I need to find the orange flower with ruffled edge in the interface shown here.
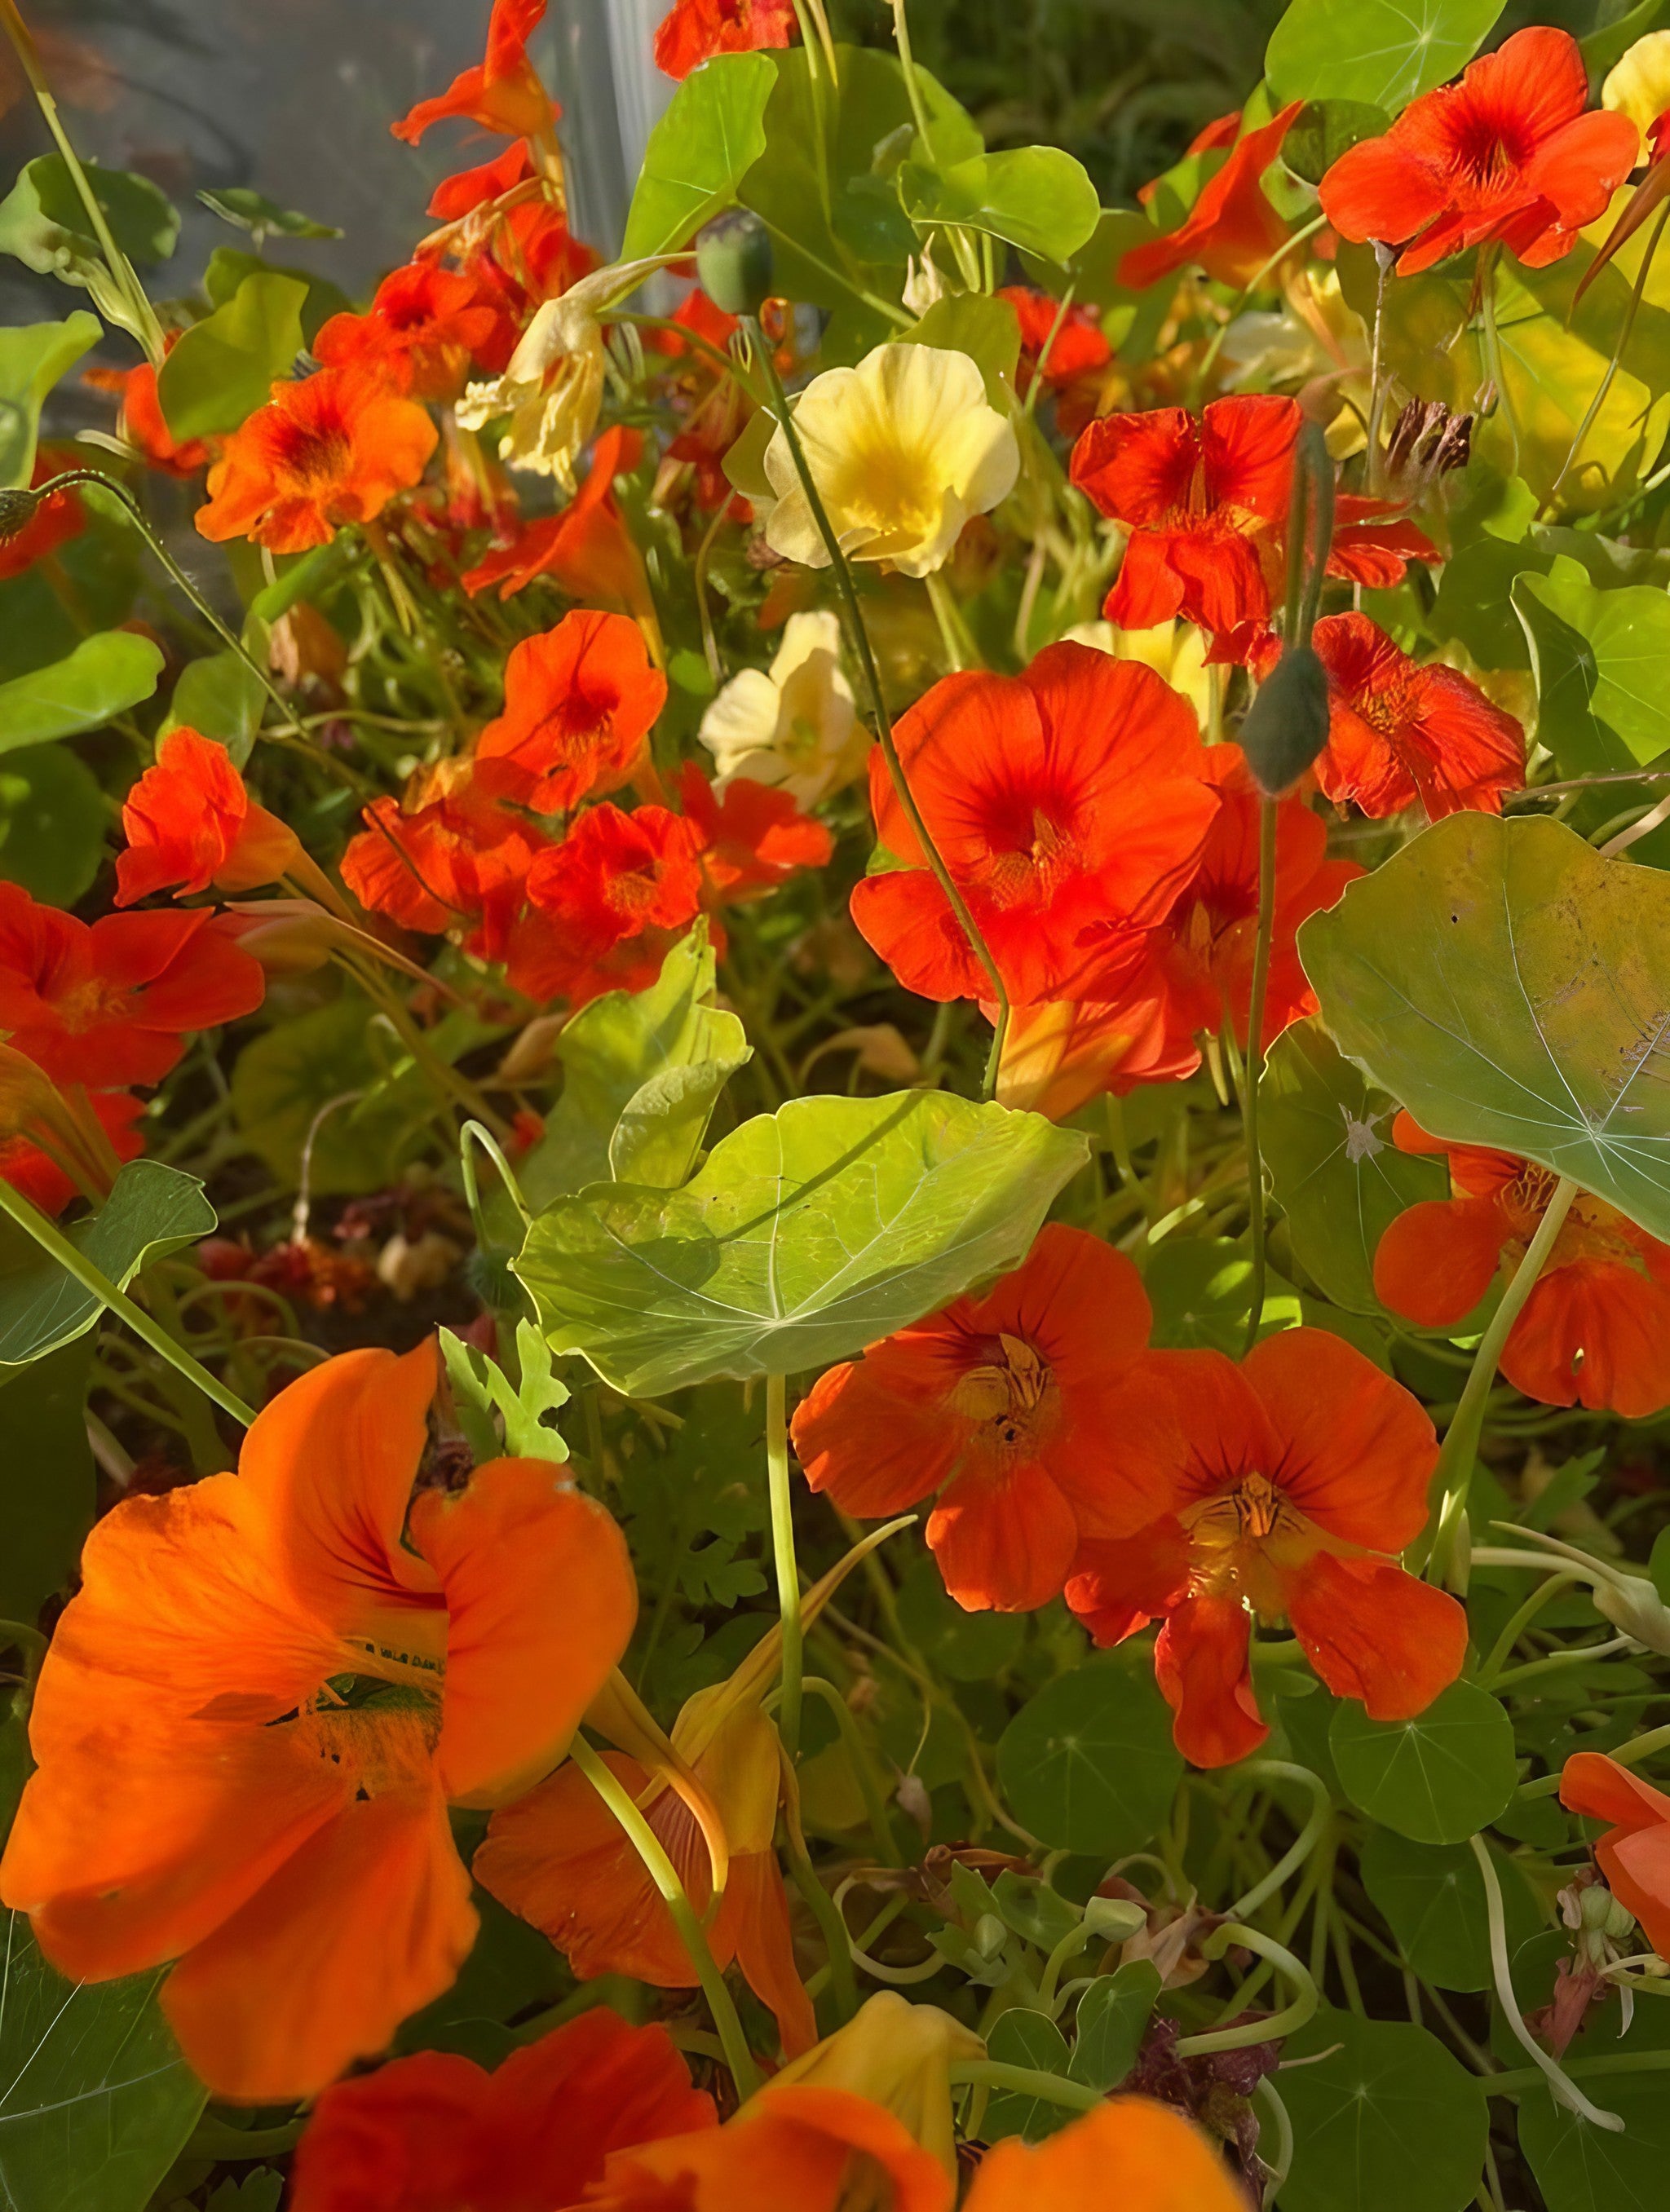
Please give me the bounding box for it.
[965,2097,1245,2210]
[849,642,1219,1007]
[1559,1755,1670,1959]
[341,758,546,958]
[594,2086,948,2212]
[679,760,833,903]
[474,609,667,811]
[792,1225,1183,1613]
[426,138,535,223]
[288,2007,715,2212]
[116,727,301,907]
[392,0,555,145]
[0,447,83,580]
[1119,102,1303,292]
[462,426,655,628]
[85,351,210,477]
[195,367,439,555]
[315,264,502,403]
[654,0,797,82]
[505,802,705,1007]
[0,1340,637,2101]
[1066,1328,1465,1768]
[1372,1113,1670,1418]
[1310,613,1525,820]
[0,885,266,1087]
[1319,27,1638,277]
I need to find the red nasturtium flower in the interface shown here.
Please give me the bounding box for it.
[474,608,668,810]
[0,887,266,1087]
[478,1668,817,2059]
[86,350,211,477]
[0,448,83,580]
[1066,1329,1465,1767]
[392,0,556,145]
[506,802,706,1006]
[1119,102,1303,292]
[196,367,440,555]
[0,1341,637,2099]
[116,726,302,907]
[998,286,1112,393]
[792,1225,1182,1613]
[1319,26,1639,276]
[849,642,1219,1006]
[463,427,656,626]
[1309,613,1526,819]
[426,137,535,223]
[1071,396,1436,652]
[288,2009,716,2212]
[342,760,545,956]
[1373,1114,1670,1417]
[315,264,502,403]
[1559,1755,1670,1960]
[654,0,797,82]
[678,760,833,902]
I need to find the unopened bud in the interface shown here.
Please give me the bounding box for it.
[1082,1895,1148,1942]
[1239,643,1331,798]
[1592,1570,1670,1654]
[972,1913,1007,1961]
[696,210,775,320]
[0,486,42,543]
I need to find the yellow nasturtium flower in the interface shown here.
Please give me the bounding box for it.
[1603,30,1670,135]
[698,609,869,806]
[1063,616,1213,731]
[762,342,1020,578]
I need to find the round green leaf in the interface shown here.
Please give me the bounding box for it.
[1278,2008,1488,2212]
[622,52,775,258]
[516,1091,1088,1394]
[156,271,308,441]
[1515,1991,1670,2210]
[900,146,1101,266]
[996,1651,1183,1857]
[0,156,178,285]
[0,311,100,488]
[0,633,165,753]
[983,2008,1072,2144]
[230,994,431,1195]
[1266,0,1503,114]
[1143,1234,1301,1352]
[1298,812,1670,1243]
[1358,1829,1542,1992]
[1330,1681,1517,1845]
[0,742,107,907]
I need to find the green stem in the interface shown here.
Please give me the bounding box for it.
[460,1118,532,1240]
[1488,2050,1670,2095]
[800,1674,900,1864]
[1239,797,1279,1357]
[569,1734,762,2096]
[949,2060,1102,2113]
[1176,1924,1318,2055]
[0,1178,254,1429]
[766,1371,804,1762]
[1225,1763,1331,1922]
[743,320,1010,1097]
[186,2118,306,2161]
[1422,1180,1579,1587]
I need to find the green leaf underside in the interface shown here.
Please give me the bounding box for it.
[621,51,776,259]
[516,1090,1088,1396]
[1298,811,1670,1244]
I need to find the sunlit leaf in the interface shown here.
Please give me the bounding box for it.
[160,651,267,768]
[0,311,100,488]
[900,147,1101,266]
[621,52,775,258]
[0,633,165,753]
[0,157,179,285]
[156,271,308,442]
[900,292,1021,406]
[1266,0,1502,113]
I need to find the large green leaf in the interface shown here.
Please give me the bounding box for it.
[156,272,307,442]
[1513,559,1670,770]
[0,633,165,753]
[1261,1018,1447,1316]
[0,157,179,284]
[517,1090,1087,1394]
[902,292,1021,407]
[1266,0,1502,112]
[0,1340,94,1626]
[1517,1993,1670,2210]
[900,146,1101,266]
[519,924,750,1209]
[0,1910,205,2212]
[1278,2008,1489,2212]
[995,1651,1183,1857]
[1298,811,1670,1243]
[0,311,100,488]
[1330,1680,1518,1846]
[160,651,268,768]
[0,1161,215,1378]
[1358,1829,1542,1993]
[202,247,351,349]
[621,52,775,258]
[0,743,107,907]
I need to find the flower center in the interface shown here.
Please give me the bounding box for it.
[271,417,352,491]
[53,974,136,1035]
[952,1331,1058,1452]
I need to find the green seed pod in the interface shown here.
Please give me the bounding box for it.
[695,210,775,319]
[1239,642,1330,799]
[0,486,43,543]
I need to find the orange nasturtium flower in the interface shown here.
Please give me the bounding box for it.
[506,803,706,1006]
[85,347,211,477]
[848,642,1219,1007]
[1373,1114,1670,1418]
[473,608,668,811]
[342,759,546,957]
[1559,1755,1670,1960]
[115,726,302,907]
[1319,26,1639,276]
[195,366,440,555]
[391,0,556,145]
[678,760,834,904]
[462,426,657,629]
[314,263,503,403]
[654,0,797,82]
[1066,1329,1466,1768]
[965,2098,1247,2212]
[791,1225,1182,1613]
[0,885,267,1087]
[288,2008,717,2212]
[1310,613,1526,821]
[0,1341,637,2099]
[1118,102,1303,292]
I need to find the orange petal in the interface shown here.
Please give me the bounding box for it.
[163,1786,475,2102]
[410,1458,637,1804]
[1155,1593,1266,1768]
[1283,1552,1467,1720]
[1561,1751,1670,1831]
[965,2095,1244,2210]
[1503,1257,1670,1419]
[926,1456,1078,1611]
[1373,1194,1504,1330]
[1599,1818,1670,1971]
[1241,1327,1438,1552]
[722,1848,818,2060]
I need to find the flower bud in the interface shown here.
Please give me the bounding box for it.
[1592,1569,1670,1654]
[696,210,775,319]
[1082,1894,1148,1942]
[972,1912,1008,1960]
[0,486,43,543]
[1239,643,1331,798]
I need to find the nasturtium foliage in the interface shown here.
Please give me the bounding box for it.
[0,742,107,906]
[981,2009,1073,2144]
[156,270,309,441]
[197,184,342,243]
[621,51,775,258]
[1266,0,1504,113]
[0,632,165,753]
[1299,812,1670,1243]
[0,311,99,487]
[1277,2008,1489,2212]
[899,146,1101,267]
[1357,1829,1541,1992]
[1329,1680,1518,1845]
[230,993,432,1194]
[1143,1234,1302,1351]
[517,1089,1087,1394]
[160,651,269,766]
[1067,1960,1163,2090]
[995,1650,1183,1857]
[0,1340,95,1628]
[0,156,179,284]
[1515,1996,1670,2210]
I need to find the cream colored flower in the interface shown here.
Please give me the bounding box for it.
[762,342,1019,578]
[1063,616,1213,730]
[698,610,869,806]
[456,256,667,491]
[1604,31,1670,134]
